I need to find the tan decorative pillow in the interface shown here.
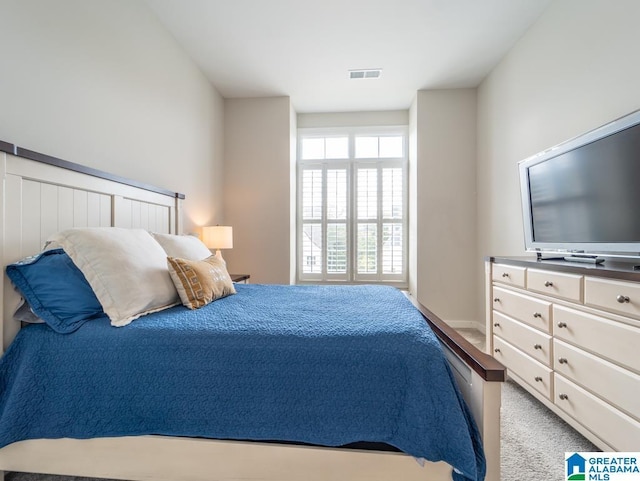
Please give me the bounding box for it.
[167,255,236,309]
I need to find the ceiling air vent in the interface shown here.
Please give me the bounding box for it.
[349,69,382,79]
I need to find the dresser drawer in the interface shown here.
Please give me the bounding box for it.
[492,264,526,288]
[493,336,552,400]
[492,311,552,366]
[555,374,640,451]
[585,276,640,319]
[553,339,640,420]
[492,286,552,333]
[527,269,583,302]
[554,305,640,373]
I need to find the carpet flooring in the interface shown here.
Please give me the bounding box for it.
[500,378,598,480]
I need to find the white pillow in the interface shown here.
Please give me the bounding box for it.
[47,228,179,327]
[150,232,212,261]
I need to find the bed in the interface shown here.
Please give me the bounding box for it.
[0,141,505,481]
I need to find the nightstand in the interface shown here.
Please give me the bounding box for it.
[230,274,250,284]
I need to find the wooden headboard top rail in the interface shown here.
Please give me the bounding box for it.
[0,140,14,155]
[0,138,185,199]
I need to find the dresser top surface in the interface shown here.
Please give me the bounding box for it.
[488,256,640,282]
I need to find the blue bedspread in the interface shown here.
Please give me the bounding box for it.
[0,284,485,481]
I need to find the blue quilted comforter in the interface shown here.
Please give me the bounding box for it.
[0,284,484,481]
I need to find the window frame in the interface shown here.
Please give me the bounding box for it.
[296,126,408,287]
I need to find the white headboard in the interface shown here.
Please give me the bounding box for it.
[1,143,184,351]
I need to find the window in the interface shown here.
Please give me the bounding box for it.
[297,127,407,284]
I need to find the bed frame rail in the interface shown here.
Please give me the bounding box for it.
[415,299,505,481]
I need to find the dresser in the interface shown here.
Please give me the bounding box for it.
[486,256,640,451]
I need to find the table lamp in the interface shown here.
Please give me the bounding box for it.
[202,225,233,262]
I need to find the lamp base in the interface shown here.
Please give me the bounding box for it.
[214,249,226,264]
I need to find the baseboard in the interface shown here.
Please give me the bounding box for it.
[444,320,485,334]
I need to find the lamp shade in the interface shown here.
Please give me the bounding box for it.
[202,225,233,250]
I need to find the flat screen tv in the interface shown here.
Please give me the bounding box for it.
[519,109,640,262]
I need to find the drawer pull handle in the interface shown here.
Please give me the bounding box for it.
[534,376,543,382]
[558,357,568,364]
[534,344,542,350]
[493,298,500,303]
[617,295,630,304]
[544,281,553,287]
[502,273,510,278]
[559,393,569,401]
[494,348,501,353]
[493,322,500,327]
[533,312,542,318]
[557,322,567,328]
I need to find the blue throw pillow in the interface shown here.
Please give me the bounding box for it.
[6,248,105,333]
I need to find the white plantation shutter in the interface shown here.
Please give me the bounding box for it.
[326,168,348,275]
[300,164,349,279]
[327,169,347,220]
[356,168,377,276]
[382,167,403,275]
[301,168,323,275]
[302,169,322,220]
[357,168,377,219]
[302,224,322,274]
[354,163,405,281]
[327,224,347,273]
[298,128,406,284]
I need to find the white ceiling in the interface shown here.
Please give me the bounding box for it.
[145,0,552,113]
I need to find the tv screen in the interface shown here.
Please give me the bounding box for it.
[519,110,640,258]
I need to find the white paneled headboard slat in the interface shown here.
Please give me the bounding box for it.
[1,149,184,352]
[115,197,172,233]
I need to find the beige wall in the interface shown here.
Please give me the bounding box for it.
[298,110,409,128]
[289,103,298,284]
[412,89,478,324]
[477,0,640,320]
[223,97,294,283]
[0,0,225,233]
[408,101,418,298]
